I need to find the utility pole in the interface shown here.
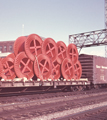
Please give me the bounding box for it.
[105,0,107,57]
[22,24,24,36]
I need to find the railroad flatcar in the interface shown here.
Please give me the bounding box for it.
[0,36,107,93]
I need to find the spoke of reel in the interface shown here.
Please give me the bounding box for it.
[41,60,49,73]
[65,63,72,75]
[21,59,31,73]
[46,44,55,58]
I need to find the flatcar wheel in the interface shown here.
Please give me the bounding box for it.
[34,54,52,80]
[1,57,16,80]
[78,86,83,91]
[73,61,82,80]
[83,85,87,90]
[57,41,67,64]
[14,52,34,79]
[70,86,75,92]
[61,58,74,80]
[67,43,78,64]
[98,84,102,88]
[86,85,91,90]
[94,84,99,89]
[70,86,78,92]
[42,38,58,62]
[25,34,43,61]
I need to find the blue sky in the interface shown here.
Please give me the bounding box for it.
[0,0,105,56]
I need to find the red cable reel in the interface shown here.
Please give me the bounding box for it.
[14,36,27,56]
[73,61,82,80]
[67,43,78,64]
[56,41,67,64]
[25,34,43,61]
[0,58,3,61]
[1,57,16,80]
[7,53,15,60]
[61,58,74,80]
[42,38,58,62]
[34,54,52,80]
[14,52,34,80]
[49,59,61,80]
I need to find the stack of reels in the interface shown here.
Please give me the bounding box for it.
[0,34,82,81]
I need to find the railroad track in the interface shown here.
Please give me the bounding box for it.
[0,88,107,120]
[56,105,107,120]
[0,88,107,104]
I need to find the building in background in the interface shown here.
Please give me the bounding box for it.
[0,41,14,53]
[0,41,14,57]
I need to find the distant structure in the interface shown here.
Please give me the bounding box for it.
[0,41,14,53]
[0,41,14,57]
[22,24,24,36]
[69,29,107,54]
[105,0,107,57]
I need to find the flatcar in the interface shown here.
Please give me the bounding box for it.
[0,34,107,93]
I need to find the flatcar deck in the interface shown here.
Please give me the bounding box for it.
[0,78,90,88]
